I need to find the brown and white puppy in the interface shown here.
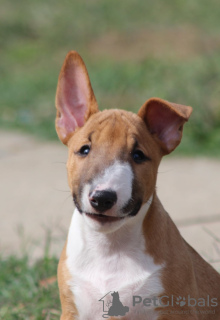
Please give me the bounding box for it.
[55,51,220,320]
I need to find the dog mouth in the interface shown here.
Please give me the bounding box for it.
[85,212,125,223]
[73,194,142,223]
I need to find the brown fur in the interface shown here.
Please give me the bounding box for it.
[56,51,220,319]
[65,109,161,207]
[143,196,220,319]
[58,242,78,319]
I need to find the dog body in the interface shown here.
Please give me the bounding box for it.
[65,203,162,319]
[55,51,220,320]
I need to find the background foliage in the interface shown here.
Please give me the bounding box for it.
[0,255,60,319]
[1,0,220,155]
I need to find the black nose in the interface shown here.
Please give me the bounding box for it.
[89,190,117,212]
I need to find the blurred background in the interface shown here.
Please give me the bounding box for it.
[1,0,220,155]
[1,1,220,318]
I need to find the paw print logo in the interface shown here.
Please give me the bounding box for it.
[176,296,186,307]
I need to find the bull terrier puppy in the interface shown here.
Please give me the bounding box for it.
[55,51,220,320]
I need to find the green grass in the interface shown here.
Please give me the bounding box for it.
[0,248,219,320]
[0,255,60,320]
[1,0,220,155]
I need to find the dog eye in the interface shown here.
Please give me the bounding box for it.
[132,150,150,163]
[78,145,90,156]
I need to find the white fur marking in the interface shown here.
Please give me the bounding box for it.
[66,196,164,319]
[81,161,133,215]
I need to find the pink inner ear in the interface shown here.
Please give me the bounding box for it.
[58,65,89,129]
[55,52,98,144]
[147,103,184,152]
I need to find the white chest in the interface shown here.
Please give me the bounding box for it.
[66,208,164,319]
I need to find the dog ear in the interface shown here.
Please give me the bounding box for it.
[55,51,98,145]
[138,98,192,154]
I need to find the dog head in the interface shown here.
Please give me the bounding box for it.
[55,51,192,232]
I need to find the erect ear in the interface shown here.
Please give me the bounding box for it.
[55,51,98,145]
[138,98,192,154]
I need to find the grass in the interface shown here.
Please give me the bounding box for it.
[0,239,219,320]
[0,229,61,319]
[1,0,220,155]
[0,255,60,320]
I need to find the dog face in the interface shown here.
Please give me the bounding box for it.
[55,51,192,231]
[66,109,161,227]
